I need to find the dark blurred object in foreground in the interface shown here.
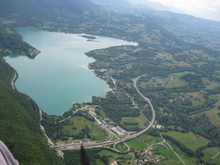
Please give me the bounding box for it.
[81,145,90,165]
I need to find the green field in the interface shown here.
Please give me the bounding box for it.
[206,147,220,164]
[95,159,105,165]
[99,110,107,118]
[205,104,220,127]
[89,123,108,141]
[62,116,107,141]
[172,71,193,77]
[121,113,148,129]
[208,94,220,100]
[164,140,197,165]
[155,143,183,165]
[63,116,93,135]
[202,148,218,162]
[126,134,163,150]
[98,149,133,159]
[115,142,129,152]
[191,96,206,106]
[162,131,210,151]
[164,79,187,88]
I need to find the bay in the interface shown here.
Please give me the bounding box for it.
[4,28,137,115]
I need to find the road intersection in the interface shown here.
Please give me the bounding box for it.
[43,74,156,152]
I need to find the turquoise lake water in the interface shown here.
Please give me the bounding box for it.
[4,28,137,115]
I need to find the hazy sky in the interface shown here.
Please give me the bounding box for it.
[128,0,220,21]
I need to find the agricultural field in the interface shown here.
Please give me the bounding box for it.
[121,113,149,130]
[205,100,220,127]
[155,143,186,165]
[205,147,220,164]
[162,131,210,151]
[164,140,198,165]
[98,149,133,165]
[163,79,186,88]
[202,148,219,162]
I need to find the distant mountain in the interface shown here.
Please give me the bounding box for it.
[0,0,103,24]
[128,0,220,22]
[90,0,133,7]
[128,0,183,13]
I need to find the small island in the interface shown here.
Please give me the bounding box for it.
[80,35,96,40]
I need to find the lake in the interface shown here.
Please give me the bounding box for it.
[4,28,137,115]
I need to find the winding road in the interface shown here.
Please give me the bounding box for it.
[54,74,156,151]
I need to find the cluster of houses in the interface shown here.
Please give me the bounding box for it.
[135,145,166,165]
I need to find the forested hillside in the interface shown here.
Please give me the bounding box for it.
[0,28,40,57]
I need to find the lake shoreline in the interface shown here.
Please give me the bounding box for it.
[5,28,137,115]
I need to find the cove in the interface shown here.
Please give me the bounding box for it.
[4,28,137,115]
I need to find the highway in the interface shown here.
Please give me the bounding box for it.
[54,74,156,151]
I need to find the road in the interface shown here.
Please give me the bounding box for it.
[11,71,17,90]
[54,74,156,151]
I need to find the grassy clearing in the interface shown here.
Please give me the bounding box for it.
[115,142,129,152]
[197,62,207,67]
[125,82,132,88]
[121,113,148,129]
[205,103,220,127]
[63,116,93,135]
[191,97,206,106]
[202,148,218,162]
[96,159,105,165]
[165,140,197,165]
[145,79,154,85]
[112,135,119,140]
[126,134,163,150]
[99,110,107,118]
[62,116,107,141]
[162,131,210,151]
[187,92,200,97]
[208,94,220,100]
[208,147,220,164]
[164,79,187,88]
[98,149,132,159]
[187,89,206,106]
[172,71,193,77]
[202,77,220,90]
[89,123,108,141]
[155,143,183,165]
[160,160,184,165]
[156,52,173,60]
